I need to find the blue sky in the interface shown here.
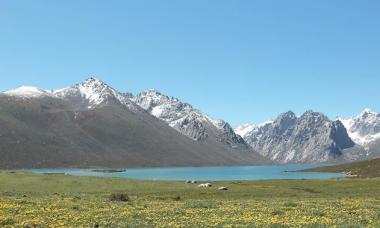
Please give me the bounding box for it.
[1,0,379,126]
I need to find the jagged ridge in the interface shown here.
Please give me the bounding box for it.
[132,90,248,149]
[237,111,358,164]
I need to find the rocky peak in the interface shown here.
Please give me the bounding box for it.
[272,111,297,135]
[299,110,328,121]
[81,76,105,86]
[360,108,376,116]
[341,108,380,146]
[219,122,246,145]
[53,77,137,110]
[276,111,296,121]
[74,77,120,101]
[134,89,192,112]
[297,111,330,129]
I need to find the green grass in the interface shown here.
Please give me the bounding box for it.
[1,171,379,200]
[1,171,380,227]
[305,158,380,178]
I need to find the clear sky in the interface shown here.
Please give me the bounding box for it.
[1,0,379,126]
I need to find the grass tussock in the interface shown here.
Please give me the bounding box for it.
[109,193,130,202]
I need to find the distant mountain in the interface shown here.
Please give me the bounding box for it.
[234,121,273,139]
[4,77,378,167]
[236,111,365,164]
[4,86,53,98]
[234,124,256,139]
[340,108,380,158]
[132,90,250,150]
[0,78,267,169]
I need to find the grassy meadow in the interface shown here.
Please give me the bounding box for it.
[306,158,380,178]
[0,171,380,227]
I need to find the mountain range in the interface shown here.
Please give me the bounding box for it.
[235,109,380,164]
[0,78,266,169]
[1,77,379,168]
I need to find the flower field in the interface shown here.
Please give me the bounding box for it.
[1,196,380,227]
[1,172,380,227]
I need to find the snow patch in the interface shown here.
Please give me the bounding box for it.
[340,108,380,146]
[235,121,274,138]
[4,86,52,98]
[234,124,255,138]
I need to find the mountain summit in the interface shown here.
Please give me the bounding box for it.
[53,77,138,110]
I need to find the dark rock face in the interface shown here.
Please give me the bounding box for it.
[219,122,247,146]
[329,120,355,155]
[243,111,358,164]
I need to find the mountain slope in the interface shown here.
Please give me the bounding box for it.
[0,78,267,169]
[237,111,364,164]
[132,90,255,154]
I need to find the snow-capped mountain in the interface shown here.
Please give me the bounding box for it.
[3,78,138,110]
[237,111,361,164]
[340,108,380,146]
[4,86,53,98]
[132,90,248,148]
[4,78,140,111]
[53,77,138,111]
[4,77,376,166]
[0,77,268,169]
[339,108,380,158]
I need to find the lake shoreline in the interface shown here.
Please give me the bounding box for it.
[21,165,346,181]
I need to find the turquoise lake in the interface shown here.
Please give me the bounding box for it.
[25,165,345,181]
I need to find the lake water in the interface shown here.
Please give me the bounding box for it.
[25,165,345,181]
